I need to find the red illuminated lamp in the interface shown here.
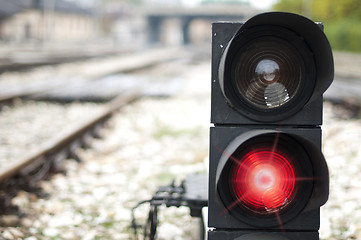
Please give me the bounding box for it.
[231,149,296,213]
[216,133,314,227]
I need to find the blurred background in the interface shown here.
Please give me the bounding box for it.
[0,0,359,52]
[0,0,264,53]
[274,0,361,52]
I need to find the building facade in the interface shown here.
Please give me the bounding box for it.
[0,0,96,44]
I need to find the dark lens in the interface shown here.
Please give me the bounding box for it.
[234,38,302,109]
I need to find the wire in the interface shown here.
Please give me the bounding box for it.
[144,204,158,240]
[131,199,151,239]
[130,179,206,240]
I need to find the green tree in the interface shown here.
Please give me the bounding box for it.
[273,0,361,52]
[274,0,361,21]
[312,0,333,21]
[313,0,361,21]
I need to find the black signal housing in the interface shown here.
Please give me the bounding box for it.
[211,12,334,125]
[208,12,333,240]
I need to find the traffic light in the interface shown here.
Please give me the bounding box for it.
[208,12,334,240]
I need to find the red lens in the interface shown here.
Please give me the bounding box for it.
[231,148,296,213]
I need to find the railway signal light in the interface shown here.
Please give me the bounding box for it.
[208,12,334,240]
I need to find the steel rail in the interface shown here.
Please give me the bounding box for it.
[0,47,188,108]
[0,90,141,184]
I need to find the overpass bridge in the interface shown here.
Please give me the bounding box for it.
[141,4,262,45]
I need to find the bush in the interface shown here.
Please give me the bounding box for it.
[325,18,361,52]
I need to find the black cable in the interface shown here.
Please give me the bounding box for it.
[131,180,191,240]
[144,204,158,240]
[131,199,151,239]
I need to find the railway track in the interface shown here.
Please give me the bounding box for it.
[0,49,359,239]
[0,47,192,109]
[0,46,126,74]
[0,91,141,214]
[0,47,199,218]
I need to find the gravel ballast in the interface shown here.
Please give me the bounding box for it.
[0,101,105,170]
[0,58,360,239]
